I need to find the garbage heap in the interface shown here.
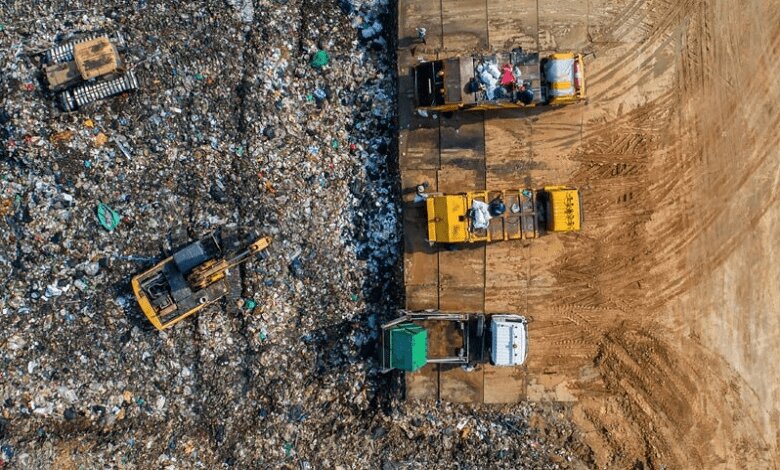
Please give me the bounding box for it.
[0,0,588,468]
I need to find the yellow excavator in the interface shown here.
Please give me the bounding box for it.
[132,232,272,330]
[425,186,582,244]
[413,49,586,112]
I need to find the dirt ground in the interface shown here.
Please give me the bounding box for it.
[554,1,780,467]
[399,0,780,467]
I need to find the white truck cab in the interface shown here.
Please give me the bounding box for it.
[490,315,529,366]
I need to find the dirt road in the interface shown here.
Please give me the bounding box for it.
[545,0,780,467]
[398,0,780,467]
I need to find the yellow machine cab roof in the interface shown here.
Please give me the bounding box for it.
[545,186,582,232]
[74,37,120,80]
[426,195,469,243]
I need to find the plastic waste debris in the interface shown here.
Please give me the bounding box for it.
[310,50,330,69]
[471,200,491,229]
[94,132,108,147]
[96,203,120,231]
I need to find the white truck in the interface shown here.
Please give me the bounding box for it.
[379,310,528,372]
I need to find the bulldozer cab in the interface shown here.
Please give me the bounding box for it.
[44,36,121,91]
[73,37,121,80]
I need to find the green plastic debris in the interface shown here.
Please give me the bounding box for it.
[244,299,256,310]
[284,442,293,457]
[235,145,244,157]
[84,160,91,168]
[331,139,339,149]
[259,331,267,341]
[0,25,5,33]
[350,294,359,302]
[194,73,204,80]
[310,50,329,69]
[96,203,120,231]
[306,93,314,103]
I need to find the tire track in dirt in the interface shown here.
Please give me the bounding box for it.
[577,323,778,468]
[589,0,648,44]
[541,0,780,467]
[646,2,780,309]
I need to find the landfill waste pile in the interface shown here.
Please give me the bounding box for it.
[0,0,588,467]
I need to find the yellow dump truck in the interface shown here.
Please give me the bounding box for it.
[42,34,139,111]
[425,186,582,244]
[413,49,585,112]
[132,232,272,330]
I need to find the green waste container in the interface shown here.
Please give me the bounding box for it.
[389,323,427,372]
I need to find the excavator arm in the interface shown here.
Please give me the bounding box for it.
[187,236,272,290]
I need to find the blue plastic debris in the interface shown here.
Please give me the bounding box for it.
[1,444,14,461]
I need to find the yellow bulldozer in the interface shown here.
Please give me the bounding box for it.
[42,33,139,111]
[131,231,272,330]
[413,49,586,112]
[425,186,582,244]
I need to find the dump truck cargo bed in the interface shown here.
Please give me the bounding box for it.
[425,187,577,244]
[412,49,586,112]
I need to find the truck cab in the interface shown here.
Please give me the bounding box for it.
[490,315,529,366]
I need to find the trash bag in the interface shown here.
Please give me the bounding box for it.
[489,199,506,217]
[471,200,491,229]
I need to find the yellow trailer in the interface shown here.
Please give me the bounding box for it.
[413,49,586,113]
[425,186,582,244]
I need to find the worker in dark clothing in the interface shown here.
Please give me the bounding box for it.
[416,27,427,45]
[489,197,506,217]
[518,81,534,105]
